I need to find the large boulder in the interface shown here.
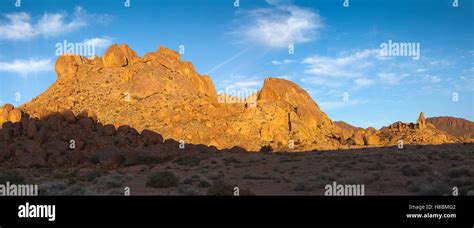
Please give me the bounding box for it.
[364,133,380,146]
[141,129,164,145]
[55,55,83,79]
[98,144,125,169]
[102,44,128,67]
[8,108,22,123]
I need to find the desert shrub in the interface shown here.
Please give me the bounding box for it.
[259,145,273,154]
[107,189,125,195]
[83,169,107,182]
[198,180,211,188]
[418,182,451,196]
[97,174,127,189]
[62,185,87,195]
[178,185,199,195]
[366,163,384,171]
[90,154,100,164]
[125,155,173,166]
[406,180,420,193]
[242,174,272,180]
[207,181,253,195]
[222,158,242,165]
[294,182,314,192]
[207,181,234,195]
[182,178,194,185]
[174,155,201,167]
[38,181,67,195]
[146,171,179,188]
[400,165,419,177]
[448,167,473,179]
[0,170,26,184]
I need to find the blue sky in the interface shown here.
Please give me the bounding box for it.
[0,0,472,128]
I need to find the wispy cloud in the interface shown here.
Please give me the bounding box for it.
[354,78,374,87]
[216,74,263,92]
[0,59,53,76]
[318,99,367,110]
[424,74,441,83]
[271,59,297,65]
[378,72,409,85]
[233,1,322,48]
[83,37,113,49]
[0,6,111,41]
[302,49,382,78]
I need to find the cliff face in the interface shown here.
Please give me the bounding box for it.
[0,44,465,152]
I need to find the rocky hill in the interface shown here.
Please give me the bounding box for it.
[18,44,343,151]
[426,116,474,139]
[0,44,469,154]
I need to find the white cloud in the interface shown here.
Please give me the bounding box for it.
[424,74,441,83]
[0,7,111,41]
[235,2,322,48]
[354,78,374,87]
[216,74,263,92]
[83,37,113,49]
[378,72,409,85]
[271,59,297,65]
[302,49,382,78]
[318,99,367,110]
[0,58,53,76]
[416,68,428,72]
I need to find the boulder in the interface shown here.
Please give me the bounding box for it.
[102,44,128,67]
[141,129,164,145]
[3,104,14,112]
[103,124,116,136]
[79,118,94,131]
[119,44,141,64]
[98,144,125,169]
[157,45,180,61]
[62,110,76,123]
[55,55,83,79]
[364,133,380,146]
[349,133,365,146]
[8,108,22,123]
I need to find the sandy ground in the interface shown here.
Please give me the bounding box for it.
[1,143,473,196]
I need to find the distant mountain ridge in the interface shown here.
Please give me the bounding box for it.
[426,116,474,138]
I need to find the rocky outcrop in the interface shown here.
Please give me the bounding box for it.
[0,106,227,168]
[14,44,469,152]
[378,112,458,145]
[102,44,129,67]
[416,112,426,129]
